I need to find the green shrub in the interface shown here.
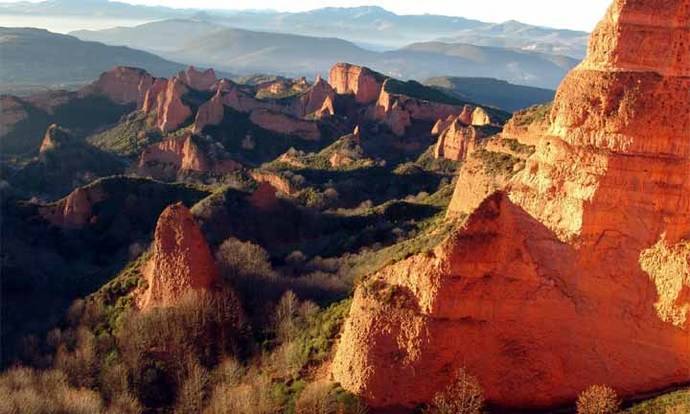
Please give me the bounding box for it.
[475,149,521,176]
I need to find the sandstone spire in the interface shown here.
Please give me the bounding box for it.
[139,203,220,310]
[332,0,690,409]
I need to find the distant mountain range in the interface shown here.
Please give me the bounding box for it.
[0,27,185,95]
[424,76,554,112]
[72,20,579,89]
[1,0,589,57]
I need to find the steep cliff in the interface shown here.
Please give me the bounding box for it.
[332,0,690,409]
[328,63,385,104]
[81,66,154,106]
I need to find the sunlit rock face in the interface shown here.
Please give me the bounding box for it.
[138,203,219,310]
[332,0,690,409]
[82,66,154,106]
[328,63,384,104]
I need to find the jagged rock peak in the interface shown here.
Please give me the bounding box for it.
[178,66,217,91]
[139,203,220,310]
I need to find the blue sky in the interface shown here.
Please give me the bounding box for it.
[6,0,612,31]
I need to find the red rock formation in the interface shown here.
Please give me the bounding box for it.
[178,66,217,91]
[371,80,463,136]
[431,115,455,135]
[142,78,168,113]
[328,63,384,104]
[155,77,193,133]
[193,90,225,133]
[138,203,219,310]
[332,0,690,409]
[38,124,72,154]
[39,185,106,229]
[250,170,298,196]
[137,134,239,179]
[221,81,274,113]
[433,121,488,161]
[82,66,154,106]
[249,109,321,141]
[291,76,336,118]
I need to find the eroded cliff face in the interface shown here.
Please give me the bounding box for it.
[153,77,193,133]
[138,203,220,310]
[371,80,463,136]
[433,121,486,161]
[332,0,690,409]
[329,63,384,104]
[193,90,225,134]
[290,76,336,118]
[82,66,154,106]
[137,134,239,180]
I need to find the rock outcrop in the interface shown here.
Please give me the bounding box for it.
[138,203,220,310]
[39,185,106,229]
[433,121,489,161]
[332,0,690,409]
[82,66,154,106]
[38,124,73,154]
[371,80,463,136]
[178,66,217,91]
[142,78,168,113]
[193,90,225,134]
[290,76,336,118]
[329,63,385,104]
[250,170,299,196]
[137,134,239,180]
[154,77,193,133]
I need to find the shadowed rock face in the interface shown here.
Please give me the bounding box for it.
[332,0,690,409]
[138,203,219,310]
